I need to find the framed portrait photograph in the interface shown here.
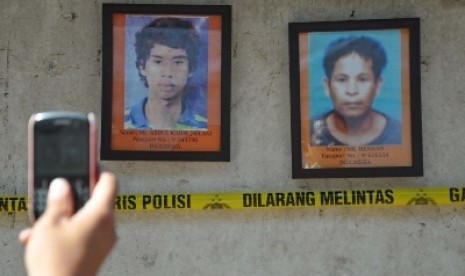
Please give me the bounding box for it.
[101,4,231,161]
[289,18,423,178]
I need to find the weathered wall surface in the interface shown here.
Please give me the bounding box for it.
[2,0,465,275]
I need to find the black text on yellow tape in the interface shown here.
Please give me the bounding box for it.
[0,197,28,212]
[115,194,191,210]
[2,187,465,213]
[113,188,465,210]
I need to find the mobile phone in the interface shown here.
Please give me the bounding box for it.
[28,112,98,222]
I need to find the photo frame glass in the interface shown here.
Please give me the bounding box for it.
[101,4,231,161]
[289,18,422,178]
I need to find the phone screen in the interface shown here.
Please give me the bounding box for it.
[33,117,90,218]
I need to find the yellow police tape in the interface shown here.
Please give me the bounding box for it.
[1,187,465,212]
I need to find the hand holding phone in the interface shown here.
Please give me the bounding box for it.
[28,112,97,222]
[19,172,117,276]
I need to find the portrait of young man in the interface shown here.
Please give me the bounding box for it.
[124,16,208,130]
[309,31,402,146]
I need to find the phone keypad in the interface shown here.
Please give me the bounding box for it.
[73,178,90,209]
[34,176,90,219]
[34,180,50,217]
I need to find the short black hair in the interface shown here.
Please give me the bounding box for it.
[323,36,387,79]
[135,17,199,87]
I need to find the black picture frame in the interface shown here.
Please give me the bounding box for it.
[289,18,423,178]
[101,4,231,161]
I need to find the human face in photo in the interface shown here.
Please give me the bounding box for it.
[324,53,383,119]
[140,43,190,101]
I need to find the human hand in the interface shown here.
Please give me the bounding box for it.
[19,172,118,276]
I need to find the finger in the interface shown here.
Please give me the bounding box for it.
[18,228,32,245]
[43,178,74,222]
[72,173,117,243]
[89,172,118,210]
[74,172,117,221]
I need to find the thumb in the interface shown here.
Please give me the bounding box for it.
[43,178,74,222]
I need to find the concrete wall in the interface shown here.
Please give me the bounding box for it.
[2,0,465,275]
